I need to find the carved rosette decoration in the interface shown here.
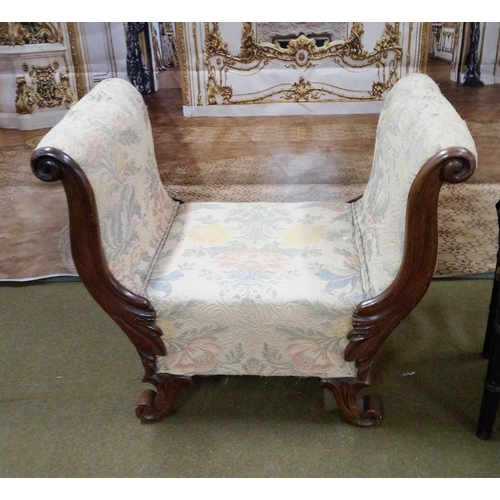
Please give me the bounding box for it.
[202,22,403,105]
[0,22,61,46]
[15,62,77,114]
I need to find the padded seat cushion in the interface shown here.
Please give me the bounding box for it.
[144,201,365,378]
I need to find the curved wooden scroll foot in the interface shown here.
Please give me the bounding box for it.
[136,374,193,422]
[319,377,383,427]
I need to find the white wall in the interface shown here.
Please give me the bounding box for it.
[480,22,500,84]
[80,22,128,88]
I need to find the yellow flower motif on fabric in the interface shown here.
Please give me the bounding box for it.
[93,182,109,205]
[330,315,353,338]
[396,159,410,181]
[187,223,233,245]
[281,224,327,246]
[156,318,176,339]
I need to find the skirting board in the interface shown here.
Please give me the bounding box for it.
[0,109,67,130]
[183,101,385,117]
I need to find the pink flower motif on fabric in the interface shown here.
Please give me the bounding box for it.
[313,203,347,213]
[214,249,290,271]
[108,244,143,293]
[286,339,346,375]
[130,244,143,268]
[152,188,171,234]
[167,339,223,372]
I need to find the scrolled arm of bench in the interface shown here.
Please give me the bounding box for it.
[345,146,476,382]
[31,146,166,377]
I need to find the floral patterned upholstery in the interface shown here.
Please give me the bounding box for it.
[145,201,363,378]
[353,74,478,297]
[37,78,178,295]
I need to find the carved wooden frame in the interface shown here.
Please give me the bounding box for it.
[31,147,192,422]
[31,145,475,427]
[320,146,476,426]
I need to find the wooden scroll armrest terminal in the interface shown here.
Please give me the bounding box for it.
[31,74,477,427]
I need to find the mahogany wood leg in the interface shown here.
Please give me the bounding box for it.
[136,374,193,422]
[319,377,383,427]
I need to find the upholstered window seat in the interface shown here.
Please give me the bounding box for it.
[32,74,477,427]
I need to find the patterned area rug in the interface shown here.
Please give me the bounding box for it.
[1,141,499,281]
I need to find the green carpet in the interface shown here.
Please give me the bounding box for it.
[0,279,499,477]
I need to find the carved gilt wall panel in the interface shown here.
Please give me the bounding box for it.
[179,22,428,115]
[0,22,80,129]
[0,22,61,46]
[15,61,77,114]
[205,22,402,104]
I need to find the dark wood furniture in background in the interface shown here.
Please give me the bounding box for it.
[477,200,500,439]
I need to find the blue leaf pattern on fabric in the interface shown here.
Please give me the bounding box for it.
[315,267,360,295]
[148,270,184,298]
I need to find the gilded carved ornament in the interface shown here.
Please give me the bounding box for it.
[283,77,321,101]
[370,82,384,99]
[203,22,229,64]
[344,22,367,59]
[0,22,60,46]
[419,22,430,74]
[255,22,348,46]
[374,22,401,54]
[206,67,233,105]
[202,22,403,105]
[66,22,87,99]
[206,22,400,69]
[175,22,190,106]
[59,73,78,108]
[15,77,35,114]
[15,62,77,114]
[406,23,414,73]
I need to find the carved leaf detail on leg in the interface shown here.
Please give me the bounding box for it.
[136,374,194,422]
[320,377,383,427]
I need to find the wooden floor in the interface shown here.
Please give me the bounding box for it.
[1,59,499,181]
[146,58,500,181]
[425,59,500,182]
